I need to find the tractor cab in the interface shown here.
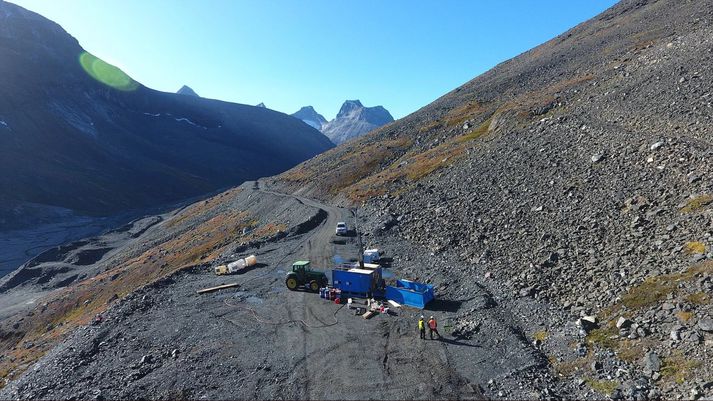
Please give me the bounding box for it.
[285,260,328,292]
[292,260,312,275]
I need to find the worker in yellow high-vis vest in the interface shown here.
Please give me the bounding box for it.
[418,315,426,339]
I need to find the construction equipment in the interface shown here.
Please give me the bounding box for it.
[285,260,328,292]
[331,262,385,299]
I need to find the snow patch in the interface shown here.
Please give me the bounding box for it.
[175,117,207,130]
[0,120,8,128]
[141,111,207,129]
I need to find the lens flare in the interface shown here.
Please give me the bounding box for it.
[79,52,139,91]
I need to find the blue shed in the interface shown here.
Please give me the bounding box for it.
[385,279,435,309]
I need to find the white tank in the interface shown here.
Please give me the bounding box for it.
[228,259,247,273]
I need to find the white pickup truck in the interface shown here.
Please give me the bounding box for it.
[335,222,348,236]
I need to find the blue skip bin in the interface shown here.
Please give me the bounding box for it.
[385,279,434,309]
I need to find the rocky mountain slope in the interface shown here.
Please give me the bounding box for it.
[0,1,333,228]
[320,100,394,144]
[291,105,327,130]
[274,0,713,397]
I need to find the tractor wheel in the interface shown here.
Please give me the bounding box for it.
[309,280,320,292]
[286,277,299,291]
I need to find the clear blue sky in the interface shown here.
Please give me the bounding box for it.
[12,0,617,119]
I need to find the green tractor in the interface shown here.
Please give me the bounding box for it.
[285,261,328,292]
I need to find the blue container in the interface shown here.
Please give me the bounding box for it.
[332,266,383,298]
[385,279,435,309]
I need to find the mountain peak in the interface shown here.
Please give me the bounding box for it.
[256,102,266,108]
[177,85,199,97]
[292,106,327,131]
[322,101,394,144]
[336,100,364,118]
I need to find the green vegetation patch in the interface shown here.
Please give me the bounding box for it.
[620,262,712,310]
[586,325,619,349]
[621,277,676,309]
[661,352,703,384]
[680,194,713,213]
[684,241,706,255]
[585,378,620,396]
[550,355,591,377]
[686,292,710,305]
[457,117,492,143]
[533,330,548,342]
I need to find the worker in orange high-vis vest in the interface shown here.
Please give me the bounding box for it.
[418,315,426,339]
[428,316,440,339]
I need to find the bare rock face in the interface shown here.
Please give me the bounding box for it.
[321,100,394,144]
[291,105,327,130]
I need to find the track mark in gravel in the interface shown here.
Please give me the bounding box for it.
[382,327,391,376]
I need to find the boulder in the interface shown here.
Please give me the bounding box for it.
[643,351,661,374]
[698,317,713,332]
[577,316,598,332]
[616,317,633,329]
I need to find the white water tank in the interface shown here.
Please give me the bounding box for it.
[228,259,247,273]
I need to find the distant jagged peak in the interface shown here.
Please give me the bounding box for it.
[296,105,318,113]
[177,85,199,97]
[321,100,394,144]
[256,102,267,108]
[292,106,328,130]
[293,106,326,120]
[336,99,364,117]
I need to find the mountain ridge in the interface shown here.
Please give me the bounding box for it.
[0,0,334,223]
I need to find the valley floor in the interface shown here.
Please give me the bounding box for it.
[0,216,113,278]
